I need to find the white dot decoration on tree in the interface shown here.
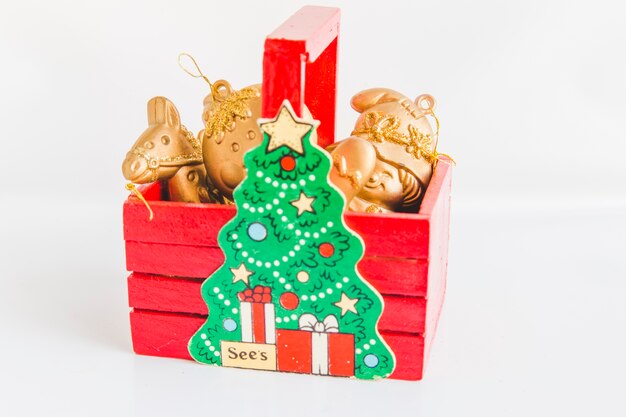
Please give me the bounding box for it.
[296,270,310,283]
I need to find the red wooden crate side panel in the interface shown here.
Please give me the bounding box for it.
[129,309,424,380]
[124,196,430,259]
[127,273,426,334]
[423,161,453,365]
[418,158,452,217]
[126,241,428,296]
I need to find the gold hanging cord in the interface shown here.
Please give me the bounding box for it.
[178,52,223,106]
[126,183,154,221]
[414,94,454,165]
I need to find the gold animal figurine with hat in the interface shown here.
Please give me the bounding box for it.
[328,88,446,213]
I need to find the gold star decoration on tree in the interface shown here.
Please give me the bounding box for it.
[333,292,359,316]
[290,191,315,216]
[230,263,253,285]
[258,101,317,155]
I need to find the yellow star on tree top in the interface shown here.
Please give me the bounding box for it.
[259,101,317,155]
[333,292,359,316]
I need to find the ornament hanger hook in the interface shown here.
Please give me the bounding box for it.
[415,94,441,149]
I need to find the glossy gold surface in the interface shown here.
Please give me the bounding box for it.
[200,82,317,203]
[122,97,210,203]
[201,82,263,203]
[329,88,437,213]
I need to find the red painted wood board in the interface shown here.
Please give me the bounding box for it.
[129,309,425,380]
[127,273,426,334]
[423,160,453,365]
[126,242,428,296]
[262,6,340,148]
[123,161,451,260]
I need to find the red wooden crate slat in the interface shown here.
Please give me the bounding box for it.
[130,309,425,380]
[127,273,426,334]
[123,162,452,259]
[123,199,233,247]
[126,242,428,296]
[125,241,222,279]
[124,200,429,259]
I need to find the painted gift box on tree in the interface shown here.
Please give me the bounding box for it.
[124,6,452,380]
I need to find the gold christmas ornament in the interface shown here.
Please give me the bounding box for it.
[328,88,445,213]
[199,81,318,203]
[122,96,210,204]
[200,81,263,203]
[180,53,319,203]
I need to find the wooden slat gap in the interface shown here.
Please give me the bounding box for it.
[132,308,207,320]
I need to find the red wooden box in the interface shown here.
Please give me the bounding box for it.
[123,6,452,381]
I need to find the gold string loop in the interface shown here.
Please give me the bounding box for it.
[126,183,154,221]
[178,52,222,107]
[425,110,455,166]
[178,53,213,87]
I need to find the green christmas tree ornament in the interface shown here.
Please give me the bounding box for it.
[188,100,396,379]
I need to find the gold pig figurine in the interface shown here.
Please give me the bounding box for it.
[328,88,439,213]
[122,96,210,203]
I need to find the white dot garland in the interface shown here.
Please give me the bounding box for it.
[232,169,347,274]
[239,175,311,216]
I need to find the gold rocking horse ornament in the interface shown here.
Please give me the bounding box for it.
[122,96,211,204]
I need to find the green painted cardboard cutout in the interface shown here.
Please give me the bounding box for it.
[188,101,395,379]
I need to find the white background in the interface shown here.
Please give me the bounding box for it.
[1,0,625,416]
